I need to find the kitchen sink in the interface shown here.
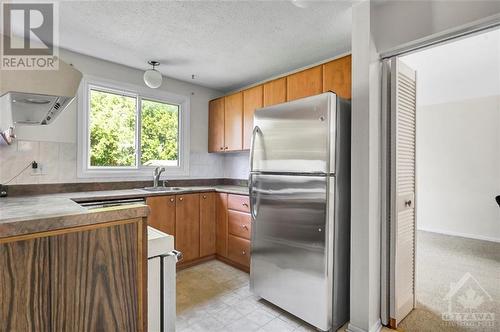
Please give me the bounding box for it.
[141,187,185,192]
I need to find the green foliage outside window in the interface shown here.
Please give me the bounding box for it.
[89,88,179,168]
[141,99,179,166]
[89,89,136,167]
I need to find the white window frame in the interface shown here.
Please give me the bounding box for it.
[77,75,190,178]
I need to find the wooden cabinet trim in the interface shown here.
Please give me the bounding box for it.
[0,218,142,244]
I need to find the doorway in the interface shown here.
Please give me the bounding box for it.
[384,27,500,331]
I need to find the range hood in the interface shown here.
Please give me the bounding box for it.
[0,57,82,144]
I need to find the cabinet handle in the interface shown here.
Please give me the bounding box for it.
[224,146,228,150]
[242,250,246,255]
[179,197,184,201]
[241,225,248,230]
[242,203,249,207]
[220,147,223,150]
[203,195,207,199]
[170,198,175,202]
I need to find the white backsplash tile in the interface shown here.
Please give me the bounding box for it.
[223,152,249,179]
[39,141,61,183]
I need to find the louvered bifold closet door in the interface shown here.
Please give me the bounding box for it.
[389,58,417,327]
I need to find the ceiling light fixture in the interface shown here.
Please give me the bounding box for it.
[291,0,310,8]
[144,61,162,88]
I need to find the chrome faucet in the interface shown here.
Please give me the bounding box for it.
[153,167,166,188]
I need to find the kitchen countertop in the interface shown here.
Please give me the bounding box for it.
[0,185,249,239]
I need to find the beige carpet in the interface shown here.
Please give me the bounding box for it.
[399,231,500,332]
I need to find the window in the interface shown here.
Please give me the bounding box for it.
[78,76,190,178]
[140,99,179,167]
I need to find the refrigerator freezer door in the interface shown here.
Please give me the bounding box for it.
[250,173,333,330]
[252,92,336,174]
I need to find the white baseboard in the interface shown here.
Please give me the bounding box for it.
[418,227,500,243]
[347,319,382,332]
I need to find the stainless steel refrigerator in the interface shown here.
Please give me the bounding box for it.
[249,92,350,332]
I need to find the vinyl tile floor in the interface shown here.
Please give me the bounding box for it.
[175,260,319,332]
[176,260,391,332]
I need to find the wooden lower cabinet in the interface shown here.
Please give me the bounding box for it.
[215,193,228,258]
[227,234,251,268]
[146,191,251,272]
[0,219,146,332]
[0,237,51,331]
[228,210,251,240]
[200,193,216,257]
[175,194,200,262]
[146,195,176,235]
[50,222,142,331]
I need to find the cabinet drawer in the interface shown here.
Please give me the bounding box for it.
[227,235,250,268]
[228,210,251,240]
[228,194,250,213]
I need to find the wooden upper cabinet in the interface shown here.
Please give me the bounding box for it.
[146,195,176,236]
[199,193,216,257]
[243,85,263,150]
[323,55,352,99]
[224,92,243,151]
[263,77,287,107]
[208,97,225,152]
[215,193,228,258]
[175,194,200,262]
[287,65,323,101]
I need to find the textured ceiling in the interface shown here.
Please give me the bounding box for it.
[55,0,354,92]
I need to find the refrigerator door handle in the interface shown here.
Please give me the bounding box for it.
[249,173,257,220]
[249,125,261,220]
[249,125,261,173]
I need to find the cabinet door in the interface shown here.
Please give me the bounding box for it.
[263,77,287,107]
[323,55,352,99]
[0,237,51,331]
[200,192,216,257]
[224,92,243,151]
[175,193,200,262]
[227,235,251,268]
[215,193,228,257]
[50,221,142,331]
[208,97,225,152]
[287,65,323,101]
[146,195,176,235]
[243,85,263,150]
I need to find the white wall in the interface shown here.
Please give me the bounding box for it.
[0,49,226,184]
[402,29,500,242]
[350,1,500,331]
[415,97,500,242]
[348,2,382,332]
